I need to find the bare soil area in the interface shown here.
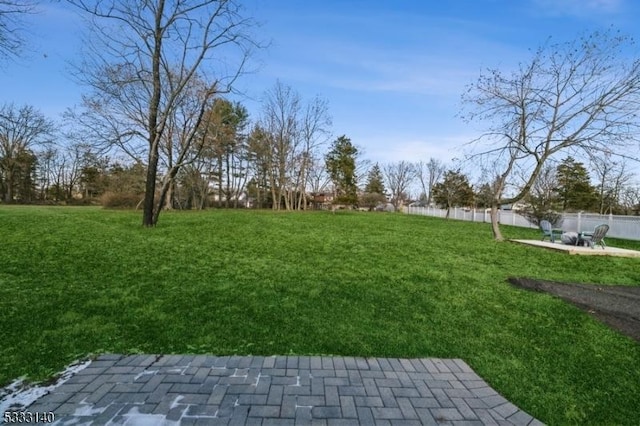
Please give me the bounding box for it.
[508,277,640,343]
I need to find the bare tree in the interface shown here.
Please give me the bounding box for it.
[306,154,331,197]
[619,184,640,214]
[521,164,562,225]
[0,0,34,62]
[461,30,640,240]
[259,81,301,210]
[257,81,331,210]
[589,151,634,214]
[296,96,331,209]
[383,161,417,209]
[416,158,445,206]
[0,103,53,203]
[67,0,259,226]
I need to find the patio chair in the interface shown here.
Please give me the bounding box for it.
[580,224,609,249]
[540,220,563,243]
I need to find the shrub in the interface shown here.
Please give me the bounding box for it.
[359,192,387,211]
[100,192,143,209]
[522,209,563,227]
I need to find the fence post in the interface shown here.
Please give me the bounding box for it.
[577,212,582,232]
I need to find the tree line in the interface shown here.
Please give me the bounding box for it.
[0,97,447,212]
[3,3,640,236]
[4,99,638,220]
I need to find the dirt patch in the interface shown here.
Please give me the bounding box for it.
[508,277,640,343]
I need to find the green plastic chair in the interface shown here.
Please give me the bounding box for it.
[540,220,563,243]
[580,224,609,249]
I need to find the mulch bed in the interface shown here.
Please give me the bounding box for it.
[508,277,640,343]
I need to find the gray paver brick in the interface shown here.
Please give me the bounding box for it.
[263,356,276,369]
[474,408,501,425]
[171,383,203,394]
[324,377,349,386]
[445,388,476,398]
[297,395,325,406]
[296,405,313,423]
[361,370,386,379]
[354,396,384,407]
[431,407,464,421]
[312,405,341,418]
[363,378,380,396]
[249,405,282,417]
[310,356,323,370]
[321,357,334,370]
[115,390,148,404]
[452,397,479,420]
[400,359,416,372]
[332,357,345,371]
[397,397,419,419]
[431,388,456,408]
[356,406,375,424]
[410,397,440,408]
[347,369,362,386]
[481,394,509,408]
[494,402,520,419]
[342,357,357,370]
[420,359,439,374]
[371,406,404,419]
[354,357,369,371]
[144,382,172,404]
[284,385,311,395]
[281,395,297,418]
[378,386,398,408]
[392,387,420,398]
[298,356,311,370]
[64,373,97,385]
[376,357,392,371]
[337,385,366,396]
[324,385,339,406]
[287,356,299,370]
[228,405,250,426]
[275,356,288,369]
[376,378,402,388]
[339,395,357,418]
[267,384,284,405]
[507,409,536,426]
[36,391,72,404]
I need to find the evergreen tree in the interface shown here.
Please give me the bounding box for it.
[555,157,597,211]
[364,163,386,195]
[432,170,474,217]
[325,135,358,205]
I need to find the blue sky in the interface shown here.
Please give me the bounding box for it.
[3,0,640,169]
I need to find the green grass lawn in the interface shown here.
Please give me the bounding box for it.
[1,206,639,424]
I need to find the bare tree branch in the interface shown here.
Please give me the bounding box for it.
[461,29,640,240]
[66,0,261,225]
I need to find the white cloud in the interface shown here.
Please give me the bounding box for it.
[361,135,472,166]
[531,0,623,17]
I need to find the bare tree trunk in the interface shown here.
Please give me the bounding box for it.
[5,172,14,203]
[142,0,164,227]
[490,203,503,241]
[164,180,174,210]
[143,146,159,226]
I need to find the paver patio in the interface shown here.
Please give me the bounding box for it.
[510,239,640,258]
[6,354,543,425]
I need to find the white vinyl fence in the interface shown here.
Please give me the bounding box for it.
[404,206,640,241]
